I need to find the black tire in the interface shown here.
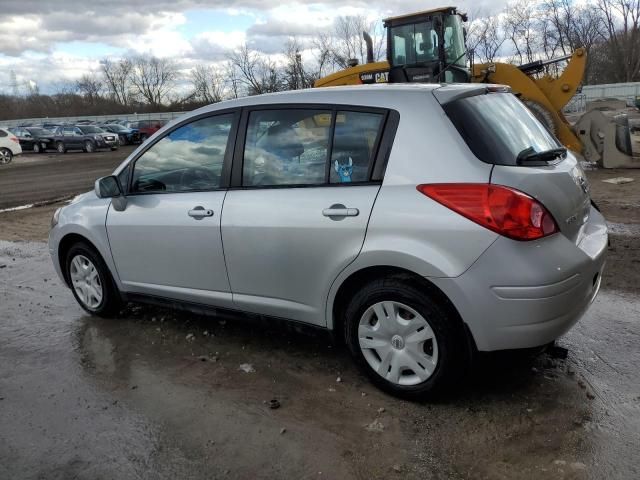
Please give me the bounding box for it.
[65,242,122,317]
[0,148,12,164]
[56,141,66,154]
[343,274,469,399]
[84,140,96,153]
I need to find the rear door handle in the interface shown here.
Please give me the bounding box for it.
[188,206,214,219]
[322,204,359,219]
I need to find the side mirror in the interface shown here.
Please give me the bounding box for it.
[95,175,122,198]
[95,175,128,211]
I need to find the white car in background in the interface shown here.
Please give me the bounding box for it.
[0,127,22,164]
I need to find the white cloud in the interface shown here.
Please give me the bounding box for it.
[0,0,513,96]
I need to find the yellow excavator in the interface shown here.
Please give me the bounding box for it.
[314,6,586,153]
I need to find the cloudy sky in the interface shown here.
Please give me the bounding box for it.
[0,0,505,95]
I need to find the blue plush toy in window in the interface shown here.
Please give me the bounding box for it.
[334,157,353,183]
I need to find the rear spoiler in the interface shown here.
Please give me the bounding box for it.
[432,84,511,105]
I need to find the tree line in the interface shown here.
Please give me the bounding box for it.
[468,0,640,84]
[1,0,639,121]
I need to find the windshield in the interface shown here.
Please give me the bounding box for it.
[390,21,439,66]
[443,93,561,166]
[389,14,467,68]
[79,126,104,133]
[443,15,466,66]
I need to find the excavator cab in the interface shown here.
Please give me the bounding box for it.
[384,6,470,84]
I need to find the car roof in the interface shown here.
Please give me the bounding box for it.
[189,83,489,116]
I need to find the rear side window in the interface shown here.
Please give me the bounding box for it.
[0,130,7,137]
[242,108,385,187]
[330,111,384,184]
[443,93,561,166]
[243,109,330,187]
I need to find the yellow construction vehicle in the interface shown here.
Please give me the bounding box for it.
[315,6,586,153]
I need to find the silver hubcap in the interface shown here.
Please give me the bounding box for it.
[358,301,439,386]
[70,255,103,309]
[0,150,10,164]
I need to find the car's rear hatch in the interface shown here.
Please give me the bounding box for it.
[434,85,591,243]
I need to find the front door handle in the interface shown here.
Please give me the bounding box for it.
[188,206,214,219]
[322,204,359,220]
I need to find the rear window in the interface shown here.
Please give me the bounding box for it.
[443,93,561,166]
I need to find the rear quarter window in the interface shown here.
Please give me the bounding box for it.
[443,93,560,166]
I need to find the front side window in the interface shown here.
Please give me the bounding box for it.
[131,114,233,193]
[243,109,331,187]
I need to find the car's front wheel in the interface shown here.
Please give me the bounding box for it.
[84,140,96,153]
[343,275,468,399]
[33,142,41,153]
[0,148,12,164]
[66,242,121,317]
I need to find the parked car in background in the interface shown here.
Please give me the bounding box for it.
[99,124,140,145]
[0,127,22,164]
[49,84,608,399]
[52,125,119,153]
[9,126,56,153]
[129,119,165,141]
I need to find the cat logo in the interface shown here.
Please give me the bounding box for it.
[359,71,389,84]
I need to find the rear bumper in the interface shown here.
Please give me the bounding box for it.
[430,206,608,351]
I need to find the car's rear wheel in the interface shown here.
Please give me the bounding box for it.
[343,275,467,399]
[56,142,66,154]
[0,148,12,164]
[66,242,121,317]
[84,140,96,153]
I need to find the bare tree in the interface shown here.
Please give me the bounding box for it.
[227,44,283,95]
[75,73,103,103]
[283,39,317,90]
[597,0,640,81]
[467,15,506,63]
[130,56,179,107]
[101,58,133,106]
[190,64,226,103]
[314,15,385,74]
[503,1,538,64]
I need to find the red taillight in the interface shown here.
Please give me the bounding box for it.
[417,183,558,241]
[10,136,19,143]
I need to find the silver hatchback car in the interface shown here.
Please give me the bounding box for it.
[49,84,607,398]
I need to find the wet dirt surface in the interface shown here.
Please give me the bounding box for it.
[1,242,639,479]
[1,166,639,479]
[0,147,134,210]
